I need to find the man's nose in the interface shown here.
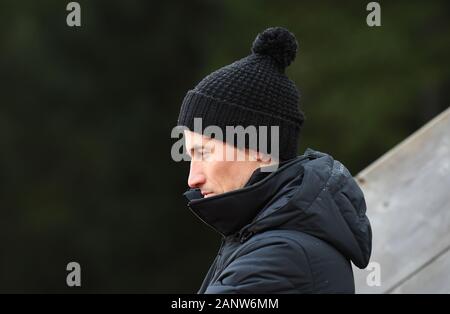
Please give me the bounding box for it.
[188,161,206,189]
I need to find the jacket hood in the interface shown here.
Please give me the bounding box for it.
[184,148,372,269]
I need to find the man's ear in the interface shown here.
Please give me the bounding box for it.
[256,152,272,165]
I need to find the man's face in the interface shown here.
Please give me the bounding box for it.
[184,130,267,198]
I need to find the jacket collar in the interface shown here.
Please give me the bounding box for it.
[183,152,314,238]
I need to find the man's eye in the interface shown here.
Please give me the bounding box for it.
[193,149,204,157]
[194,148,211,159]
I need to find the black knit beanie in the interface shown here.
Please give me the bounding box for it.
[177,27,305,161]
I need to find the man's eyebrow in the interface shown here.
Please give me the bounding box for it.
[192,144,204,150]
[189,144,204,155]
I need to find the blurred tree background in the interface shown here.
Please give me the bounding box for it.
[0,0,448,292]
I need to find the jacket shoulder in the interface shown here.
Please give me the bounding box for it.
[205,229,355,294]
[247,229,355,293]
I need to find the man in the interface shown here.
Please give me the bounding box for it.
[176,27,372,293]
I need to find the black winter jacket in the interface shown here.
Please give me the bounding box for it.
[184,148,372,294]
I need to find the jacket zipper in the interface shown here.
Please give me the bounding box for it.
[216,237,226,267]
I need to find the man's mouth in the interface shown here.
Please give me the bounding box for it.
[201,191,213,197]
